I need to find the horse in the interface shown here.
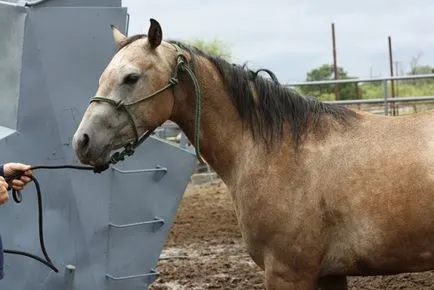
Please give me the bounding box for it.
[72,18,434,290]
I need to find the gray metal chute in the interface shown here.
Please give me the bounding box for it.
[0,1,196,289]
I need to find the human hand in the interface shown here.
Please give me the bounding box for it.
[3,163,32,191]
[0,176,9,205]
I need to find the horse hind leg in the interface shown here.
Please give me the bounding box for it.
[317,276,348,290]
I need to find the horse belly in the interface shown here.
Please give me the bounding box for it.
[320,221,434,276]
[320,154,434,276]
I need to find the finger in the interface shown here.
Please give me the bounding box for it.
[0,191,9,205]
[12,180,24,188]
[4,163,32,177]
[20,176,31,183]
[0,180,8,189]
[0,186,7,195]
[11,163,31,171]
[12,185,24,191]
[10,179,23,189]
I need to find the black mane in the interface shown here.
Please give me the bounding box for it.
[116,35,358,148]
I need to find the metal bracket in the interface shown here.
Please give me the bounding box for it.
[105,268,159,285]
[108,217,165,232]
[111,164,167,182]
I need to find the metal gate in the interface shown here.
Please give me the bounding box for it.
[0,1,197,289]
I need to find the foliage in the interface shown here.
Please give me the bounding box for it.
[299,64,358,101]
[299,62,434,101]
[406,64,434,86]
[359,82,434,99]
[409,65,434,75]
[186,38,232,62]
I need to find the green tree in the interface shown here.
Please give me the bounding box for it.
[409,65,433,75]
[299,64,358,100]
[406,53,434,85]
[408,64,434,84]
[186,38,232,61]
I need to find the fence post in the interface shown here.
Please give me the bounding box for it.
[383,79,388,116]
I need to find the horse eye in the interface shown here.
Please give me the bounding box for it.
[123,73,140,85]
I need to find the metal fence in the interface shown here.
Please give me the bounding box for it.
[287,73,434,116]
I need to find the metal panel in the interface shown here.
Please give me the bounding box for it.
[0,5,26,130]
[106,140,196,289]
[20,6,129,163]
[0,1,196,290]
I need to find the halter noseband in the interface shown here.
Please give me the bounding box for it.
[89,43,204,171]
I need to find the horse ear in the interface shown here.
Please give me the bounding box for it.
[148,18,162,49]
[111,25,127,46]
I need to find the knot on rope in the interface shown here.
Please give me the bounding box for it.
[177,55,186,69]
[110,152,124,164]
[124,144,135,156]
[169,77,178,86]
[108,144,136,165]
[115,100,124,110]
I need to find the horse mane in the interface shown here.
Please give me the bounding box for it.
[116,35,358,148]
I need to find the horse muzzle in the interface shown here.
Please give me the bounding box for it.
[72,131,111,166]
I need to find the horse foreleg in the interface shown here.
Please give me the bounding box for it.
[264,260,317,290]
[317,276,348,290]
[265,272,316,290]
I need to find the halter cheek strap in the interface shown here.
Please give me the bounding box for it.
[89,43,205,168]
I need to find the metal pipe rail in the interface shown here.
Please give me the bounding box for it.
[287,73,434,115]
[287,73,434,86]
[326,96,434,105]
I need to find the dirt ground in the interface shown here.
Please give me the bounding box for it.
[149,181,434,290]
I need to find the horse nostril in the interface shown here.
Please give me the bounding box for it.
[79,133,90,149]
[83,133,90,147]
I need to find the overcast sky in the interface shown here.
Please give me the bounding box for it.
[122,0,434,83]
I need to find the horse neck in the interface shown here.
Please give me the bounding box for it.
[170,56,250,185]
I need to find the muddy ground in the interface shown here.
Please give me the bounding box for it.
[149,181,434,290]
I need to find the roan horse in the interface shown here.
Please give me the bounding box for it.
[72,19,434,289]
